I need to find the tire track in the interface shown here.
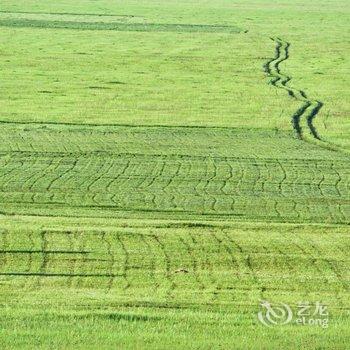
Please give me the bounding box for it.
[264,37,322,140]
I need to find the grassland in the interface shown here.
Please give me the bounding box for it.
[1,216,349,349]
[0,0,349,349]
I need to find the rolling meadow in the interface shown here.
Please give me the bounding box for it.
[0,1,349,349]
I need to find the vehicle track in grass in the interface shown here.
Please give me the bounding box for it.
[264,37,323,140]
[1,226,348,306]
[0,27,348,224]
[0,123,348,225]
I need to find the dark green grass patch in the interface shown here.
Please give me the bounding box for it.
[0,19,243,33]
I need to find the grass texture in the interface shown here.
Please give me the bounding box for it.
[0,0,349,349]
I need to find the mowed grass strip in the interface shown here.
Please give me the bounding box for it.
[0,124,348,223]
[0,19,243,33]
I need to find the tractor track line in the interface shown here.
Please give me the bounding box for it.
[264,37,323,141]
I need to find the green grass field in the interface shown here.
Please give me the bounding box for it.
[0,1,349,349]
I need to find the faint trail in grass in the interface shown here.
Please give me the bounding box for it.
[190,231,219,301]
[178,235,205,291]
[37,230,48,288]
[0,229,9,272]
[116,232,131,290]
[102,232,115,291]
[139,234,158,291]
[292,231,344,306]
[151,234,176,299]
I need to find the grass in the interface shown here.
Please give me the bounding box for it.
[0,18,243,34]
[0,124,349,224]
[0,0,349,349]
[0,216,349,349]
[0,28,286,128]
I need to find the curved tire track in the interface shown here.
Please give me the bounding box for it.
[264,37,322,140]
